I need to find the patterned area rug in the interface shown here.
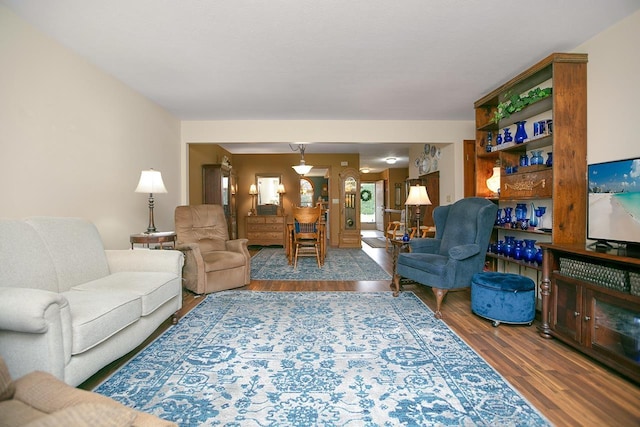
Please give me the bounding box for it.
[95,292,550,426]
[250,248,391,281]
[362,237,387,248]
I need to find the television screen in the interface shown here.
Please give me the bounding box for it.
[588,157,640,247]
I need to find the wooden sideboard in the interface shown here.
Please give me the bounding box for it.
[245,215,286,246]
[539,243,640,383]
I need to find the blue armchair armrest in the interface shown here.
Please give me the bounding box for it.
[448,243,480,260]
[409,238,441,253]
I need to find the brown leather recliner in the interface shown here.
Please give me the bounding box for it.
[174,205,250,294]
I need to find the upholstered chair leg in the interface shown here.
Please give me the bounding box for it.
[432,288,448,319]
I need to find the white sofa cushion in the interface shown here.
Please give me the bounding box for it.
[62,290,141,355]
[26,218,110,291]
[0,221,59,292]
[73,272,180,316]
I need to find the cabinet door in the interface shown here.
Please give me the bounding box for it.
[551,276,582,343]
[587,289,640,372]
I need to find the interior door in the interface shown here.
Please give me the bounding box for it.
[375,180,385,231]
[463,139,476,197]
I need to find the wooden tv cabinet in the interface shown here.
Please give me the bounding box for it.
[539,243,640,383]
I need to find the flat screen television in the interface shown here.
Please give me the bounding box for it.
[588,157,640,253]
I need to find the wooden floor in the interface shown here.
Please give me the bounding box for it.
[81,235,640,426]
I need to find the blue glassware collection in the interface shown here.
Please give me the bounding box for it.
[489,203,547,265]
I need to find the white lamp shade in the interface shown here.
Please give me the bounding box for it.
[292,163,313,175]
[486,166,501,194]
[277,183,286,194]
[405,185,432,206]
[249,184,258,195]
[135,169,167,194]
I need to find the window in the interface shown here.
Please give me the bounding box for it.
[300,178,314,207]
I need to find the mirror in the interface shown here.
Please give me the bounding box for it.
[256,174,281,206]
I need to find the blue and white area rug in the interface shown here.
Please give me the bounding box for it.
[250,248,392,281]
[95,292,550,426]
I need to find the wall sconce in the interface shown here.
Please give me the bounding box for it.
[290,144,313,175]
[134,168,167,233]
[405,185,432,235]
[249,184,258,215]
[486,166,501,196]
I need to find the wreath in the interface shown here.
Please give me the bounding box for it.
[360,189,372,202]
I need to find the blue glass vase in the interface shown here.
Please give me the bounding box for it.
[503,236,516,257]
[530,150,544,165]
[515,121,528,143]
[523,239,537,263]
[515,203,527,221]
[503,128,513,143]
[503,207,513,224]
[513,239,524,260]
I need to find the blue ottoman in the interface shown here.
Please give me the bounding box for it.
[471,272,536,327]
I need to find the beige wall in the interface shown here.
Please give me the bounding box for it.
[2,3,639,250]
[0,6,181,249]
[576,10,640,163]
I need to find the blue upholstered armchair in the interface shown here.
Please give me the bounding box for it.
[393,197,498,318]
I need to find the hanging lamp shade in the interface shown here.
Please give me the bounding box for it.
[291,144,313,175]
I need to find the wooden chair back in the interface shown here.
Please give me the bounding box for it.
[293,206,321,240]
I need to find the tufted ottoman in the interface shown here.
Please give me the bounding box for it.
[471,272,536,327]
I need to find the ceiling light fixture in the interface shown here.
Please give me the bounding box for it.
[290,144,313,175]
[386,157,397,164]
[360,168,370,174]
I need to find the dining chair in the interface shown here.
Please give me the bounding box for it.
[386,209,414,250]
[293,205,322,268]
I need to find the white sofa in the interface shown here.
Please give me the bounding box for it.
[0,217,184,387]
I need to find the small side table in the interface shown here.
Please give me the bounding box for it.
[390,238,412,294]
[130,231,177,250]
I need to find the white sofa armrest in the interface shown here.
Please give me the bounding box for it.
[0,288,68,333]
[105,249,184,276]
[0,287,72,381]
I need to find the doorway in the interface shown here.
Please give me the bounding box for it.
[360,180,385,231]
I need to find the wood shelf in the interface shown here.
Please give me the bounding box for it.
[474,52,587,250]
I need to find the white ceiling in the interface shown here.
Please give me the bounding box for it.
[3,0,639,171]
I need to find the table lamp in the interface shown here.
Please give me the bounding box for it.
[405,185,432,236]
[135,169,167,233]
